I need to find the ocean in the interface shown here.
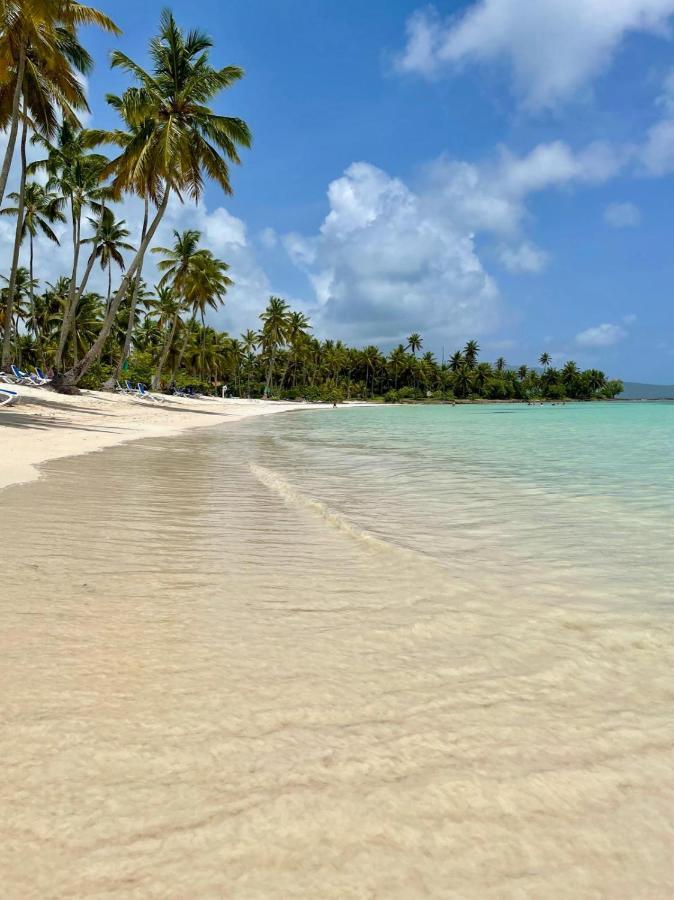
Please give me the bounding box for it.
[2,401,673,897]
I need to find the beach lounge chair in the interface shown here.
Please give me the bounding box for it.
[11,364,48,386]
[137,383,163,403]
[0,388,19,407]
[0,371,18,384]
[115,380,133,394]
[35,367,52,384]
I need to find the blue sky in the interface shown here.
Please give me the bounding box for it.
[13,0,674,380]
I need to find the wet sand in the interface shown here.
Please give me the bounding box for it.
[1,418,673,898]
[0,384,333,490]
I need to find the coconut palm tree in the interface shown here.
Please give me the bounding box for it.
[406,332,422,356]
[30,120,111,367]
[1,180,65,359]
[81,207,133,308]
[57,10,251,389]
[1,96,28,365]
[259,296,290,396]
[1,265,35,345]
[241,328,258,396]
[448,350,463,372]
[0,0,119,205]
[539,351,551,368]
[495,356,506,373]
[463,339,480,369]
[150,285,183,389]
[182,250,232,376]
[453,364,473,398]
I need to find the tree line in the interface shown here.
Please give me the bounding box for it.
[0,3,623,402]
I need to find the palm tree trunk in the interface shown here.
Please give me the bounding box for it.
[0,43,26,206]
[105,197,150,390]
[171,313,194,381]
[152,311,179,390]
[74,246,97,303]
[28,232,44,366]
[107,262,112,311]
[264,350,275,397]
[1,103,28,367]
[54,189,170,390]
[55,204,82,370]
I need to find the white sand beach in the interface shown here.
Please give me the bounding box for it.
[0,385,334,491]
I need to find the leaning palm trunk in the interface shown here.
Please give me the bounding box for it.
[1,104,28,367]
[105,197,149,389]
[74,245,98,305]
[0,44,26,207]
[28,232,45,366]
[55,189,170,390]
[152,312,180,390]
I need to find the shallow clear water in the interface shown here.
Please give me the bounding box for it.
[2,403,673,898]
[245,402,674,611]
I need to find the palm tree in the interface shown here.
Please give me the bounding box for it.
[389,344,407,389]
[1,95,28,365]
[453,364,473,398]
[1,266,36,355]
[283,310,311,388]
[82,207,133,308]
[463,339,480,369]
[31,120,111,367]
[150,285,183,389]
[495,356,506,373]
[1,181,65,359]
[539,352,551,368]
[0,0,119,205]
[562,361,579,382]
[518,365,528,381]
[152,230,232,381]
[259,296,290,396]
[448,350,464,373]
[57,10,251,389]
[406,332,423,357]
[182,250,232,379]
[241,328,258,396]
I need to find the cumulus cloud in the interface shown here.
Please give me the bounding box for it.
[575,322,629,347]
[498,241,549,273]
[424,140,626,239]
[640,70,674,174]
[396,1,674,109]
[604,201,641,227]
[283,161,500,345]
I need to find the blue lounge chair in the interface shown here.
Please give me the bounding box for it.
[137,383,163,403]
[0,388,19,407]
[11,364,48,386]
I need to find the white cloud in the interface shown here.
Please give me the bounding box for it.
[499,241,549,273]
[424,140,626,240]
[258,226,278,249]
[604,201,641,227]
[396,1,674,109]
[284,161,500,345]
[575,322,629,347]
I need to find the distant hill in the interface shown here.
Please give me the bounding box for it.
[619,382,674,400]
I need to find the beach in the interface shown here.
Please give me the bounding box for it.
[2,400,673,898]
[0,385,335,491]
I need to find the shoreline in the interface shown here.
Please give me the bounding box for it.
[0,385,346,493]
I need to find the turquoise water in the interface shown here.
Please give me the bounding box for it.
[245,401,674,611]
